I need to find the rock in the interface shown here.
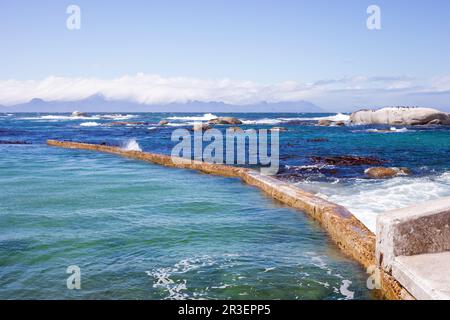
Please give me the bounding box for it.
[318,120,333,126]
[158,120,169,126]
[227,126,244,133]
[193,123,212,131]
[318,120,345,126]
[365,167,410,179]
[0,140,31,145]
[71,111,86,117]
[311,155,385,166]
[350,107,450,125]
[208,117,242,125]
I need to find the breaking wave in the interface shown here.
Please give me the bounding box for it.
[296,171,450,232]
[122,139,142,151]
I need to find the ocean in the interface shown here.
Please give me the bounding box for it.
[0,112,449,299]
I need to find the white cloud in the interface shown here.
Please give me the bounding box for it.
[0,74,450,111]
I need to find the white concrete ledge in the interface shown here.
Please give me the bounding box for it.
[376,196,450,300]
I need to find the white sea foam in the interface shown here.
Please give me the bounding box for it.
[96,114,137,120]
[167,113,218,121]
[122,139,142,151]
[80,122,101,127]
[20,115,99,121]
[296,172,450,232]
[241,118,284,125]
[360,127,412,133]
[241,113,350,125]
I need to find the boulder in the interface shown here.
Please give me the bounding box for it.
[209,117,242,125]
[193,123,212,131]
[365,167,411,179]
[318,119,333,126]
[71,111,86,117]
[227,126,244,133]
[350,107,450,125]
[158,120,169,126]
[318,120,345,126]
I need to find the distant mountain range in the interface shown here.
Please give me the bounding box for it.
[0,95,323,113]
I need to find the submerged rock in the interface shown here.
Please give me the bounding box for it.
[350,107,450,125]
[0,140,31,145]
[311,155,385,166]
[307,138,329,143]
[365,167,410,179]
[208,117,242,125]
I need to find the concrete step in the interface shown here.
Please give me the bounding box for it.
[392,252,450,300]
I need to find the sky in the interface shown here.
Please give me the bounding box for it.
[1,0,450,111]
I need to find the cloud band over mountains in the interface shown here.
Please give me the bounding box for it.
[1,74,450,111]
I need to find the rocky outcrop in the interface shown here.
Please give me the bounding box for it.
[365,167,410,179]
[71,111,87,117]
[193,123,212,131]
[318,120,345,126]
[311,155,385,166]
[208,117,242,125]
[350,107,450,125]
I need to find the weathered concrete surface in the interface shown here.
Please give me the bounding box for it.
[47,140,412,299]
[392,252,450,300]
[376,196,450,272]
[350,107,450,125]
[376,197,450,300]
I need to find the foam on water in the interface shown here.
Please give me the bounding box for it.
[296,172,450,232]
[122,139,142,151]
[241,113,350,125]
[167,113,218,121]
[80,122,101,127]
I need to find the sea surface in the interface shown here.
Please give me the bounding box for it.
[1,111,449,299]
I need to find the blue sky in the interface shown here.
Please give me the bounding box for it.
[1,0,450,110]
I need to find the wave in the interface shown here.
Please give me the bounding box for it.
[121,139,142,151]
[96,114,137,120]
[241,113,350,125]
[295,171,450,232]
[358,127,412,133]
[167,113,218,121]
[80,122,101,127]
[20,115,99,121]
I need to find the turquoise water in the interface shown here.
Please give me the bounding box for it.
[1,111,449,300]
[0,144,375,300]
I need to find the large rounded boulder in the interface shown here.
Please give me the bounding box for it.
[365,167,410,179]
[350,107,450,125]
